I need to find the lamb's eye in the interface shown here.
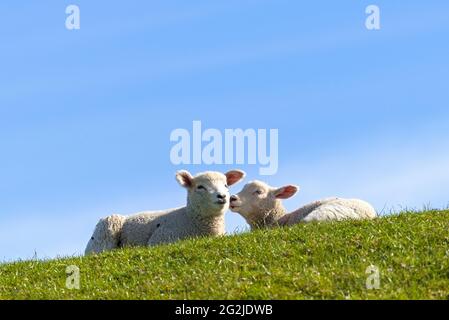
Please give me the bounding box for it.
[253,190,263,195]
[225,184,229,189]
[197,185,206,191]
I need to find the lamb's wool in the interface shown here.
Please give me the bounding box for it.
[84,214,125,254]
[279,198,376,225]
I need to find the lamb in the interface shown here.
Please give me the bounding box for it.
[85,169,246,255]
[229,180,377,230]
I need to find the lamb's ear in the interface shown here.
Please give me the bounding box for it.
[274,185,299,199]
[176,170,194,189]
[225,170,246,186]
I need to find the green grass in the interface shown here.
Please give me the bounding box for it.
[1,210,449,300]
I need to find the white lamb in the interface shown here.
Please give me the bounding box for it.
[229,180,377,230]
[85,169,246,254]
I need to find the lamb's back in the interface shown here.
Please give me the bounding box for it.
[278,197,338,226]
[302,198,377,222]
[279,198,376,225]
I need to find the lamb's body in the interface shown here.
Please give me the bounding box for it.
[85,170,244,255]
[121,207,225,247]
[230,181,377,230]
[278,197,377,226]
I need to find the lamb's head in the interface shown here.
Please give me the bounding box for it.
[176,169,246,218]
[229,180,299,228]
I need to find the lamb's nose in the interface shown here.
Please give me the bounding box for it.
[230,195,238,202]
[217,193,226,200]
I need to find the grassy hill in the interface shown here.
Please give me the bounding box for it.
[1,210,448,300]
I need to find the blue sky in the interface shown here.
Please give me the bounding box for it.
[1,1,448,262]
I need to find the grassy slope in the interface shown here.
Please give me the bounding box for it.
[1,210,448,300]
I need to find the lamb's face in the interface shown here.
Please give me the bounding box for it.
[176,170,246,217]
[229,181,275,220]
[230,181,299,222]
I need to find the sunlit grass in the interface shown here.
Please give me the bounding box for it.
[1,210,448,300]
